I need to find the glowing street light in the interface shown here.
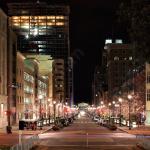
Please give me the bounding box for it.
[38,95,43,129]
[38,95,43,120]
[118,98,123,126]
[108,102,111,122]
[25,34,29,39]
[53,101,56,124]
[57,103,61,117]
[100,101,104,105]
[48,98,52,125]
[128,94,132,130]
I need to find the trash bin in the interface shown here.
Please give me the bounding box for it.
[6,126,12,134]
[19,120,25,130]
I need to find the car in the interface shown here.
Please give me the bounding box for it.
[93,116,99,122]
[102,119,108,126]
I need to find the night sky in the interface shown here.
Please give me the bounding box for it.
[70,0,126,104]
[1,0,127,104]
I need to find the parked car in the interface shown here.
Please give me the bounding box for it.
[93,116,99,122]
[102,119,108,127]
[60,118,69,127]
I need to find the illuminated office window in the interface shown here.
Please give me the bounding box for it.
[115,39,123,44]
[114,56,119,60]
[105,39,112,44]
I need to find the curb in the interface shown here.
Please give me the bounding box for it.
[38,126,53,134]
[117,127,129,133]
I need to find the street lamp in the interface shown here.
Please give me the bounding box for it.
[39,95,43,120]
[108,102,111,122]
[48,98,52,125]
[57,103,60,118]
[100,101,104,105]
[118,98,123,126]
[53,101,56,124]
[112,101,116,124]
[112,101,115,116]
[128,94,132,130]
[38,95,43,129]
[65,102,68,106]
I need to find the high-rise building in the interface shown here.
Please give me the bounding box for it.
[105,43,133,98]
[7,1,70,102]
[8,2,69,58]
[68,57,74,106]
[52,59,65,103]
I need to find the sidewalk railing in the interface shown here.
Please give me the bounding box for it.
[10,134,39,150]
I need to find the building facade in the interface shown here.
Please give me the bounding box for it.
[145,63,150,125]
[0,8,7,128]
[53,59,65,104]
[16,52,53,121]
[68,57,74,106]
[105,43,133,99]
[7,29,17,125]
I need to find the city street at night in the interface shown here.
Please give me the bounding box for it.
[33,113,141,150]
[0,0,150,150]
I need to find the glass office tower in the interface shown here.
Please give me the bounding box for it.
[8,1,70,101]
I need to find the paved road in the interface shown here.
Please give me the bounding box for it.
[33,114,141,150]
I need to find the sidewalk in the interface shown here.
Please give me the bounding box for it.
[117,125,150,150]
[0,125,53,135]
[0,125,53,146]
[117,125,150,136]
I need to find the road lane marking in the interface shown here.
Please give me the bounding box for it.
[86,132,88,147]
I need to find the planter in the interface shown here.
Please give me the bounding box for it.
[107,124,117,130]
[52,125,60,131]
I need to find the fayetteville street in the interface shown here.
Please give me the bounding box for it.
[0,0,150,150]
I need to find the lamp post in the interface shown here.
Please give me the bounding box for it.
[112,101,115,116]
[38,95,43,120]
[57,103,60,118]
[48,98,52,125]
[112,101,115,124]
[65,102,68,118]
[128,94,132,130]
[118,98,123,126]
[108,102,111,123]
[38,95,43,129]
[100,101,104,105]
[53,101,56,124]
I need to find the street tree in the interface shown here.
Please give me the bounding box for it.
[118,0,150,64]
